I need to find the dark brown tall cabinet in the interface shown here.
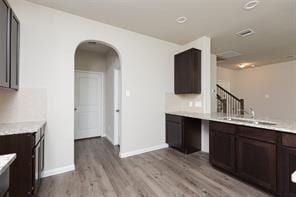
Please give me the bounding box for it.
[0,0,19,90]
[174,48,201,94]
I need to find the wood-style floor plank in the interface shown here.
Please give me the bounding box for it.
[37,138,272,197]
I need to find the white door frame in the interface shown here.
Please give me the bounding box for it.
[74,70,104,140]
[113,68,120,146]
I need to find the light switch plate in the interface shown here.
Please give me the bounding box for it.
[195,101,202,107]
[126,90,131,97]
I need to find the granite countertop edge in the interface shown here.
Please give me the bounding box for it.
[0,120,47,136]
[166,111,296,135]
[0,154,16,175]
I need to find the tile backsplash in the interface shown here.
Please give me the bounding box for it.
[165,92,203,113]
[0,88,46,123]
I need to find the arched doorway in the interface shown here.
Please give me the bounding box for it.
[74,40,122,156]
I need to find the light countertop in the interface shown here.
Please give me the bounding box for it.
[166,111,296,134]
[0,121,46,136]
[0,154,16,175]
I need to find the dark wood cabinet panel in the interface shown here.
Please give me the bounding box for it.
[238,126,277,144]
[0,0,10,88]
[237,136,276,192]
[210,130,236,173]
[174,48,201,94]
[278,146,296,197]
[166,114,201,154]
[166,120,183,150]
[0,130,44,197]
[0,134,34,197]
[9,11,19,90]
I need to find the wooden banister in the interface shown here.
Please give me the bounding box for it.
[216,85,244,115]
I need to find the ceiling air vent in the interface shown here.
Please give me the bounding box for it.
[87,41,97,45]
[236,28,255,37]
[216,51,242,59]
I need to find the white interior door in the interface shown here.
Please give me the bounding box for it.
[113,69,120,145]
[75,71,103,140]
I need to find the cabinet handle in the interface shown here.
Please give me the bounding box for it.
[291,171,296,183]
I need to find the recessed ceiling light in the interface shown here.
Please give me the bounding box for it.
[238,64,247,68]
[285,55,296,59]
[176,16,188,24]
[244,0,260,10]
[238,63,256,69]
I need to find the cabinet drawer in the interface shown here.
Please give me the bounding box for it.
[238,126,277,143]
[210,121,236,134]
[281,133,296,148]
[166,114,183,124]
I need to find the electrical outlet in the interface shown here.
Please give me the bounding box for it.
[189,101,193,107]
[195,101,202,107]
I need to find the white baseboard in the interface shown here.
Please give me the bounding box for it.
[119,143,168,158]
[41,164,75,178]
[105,134,115,145]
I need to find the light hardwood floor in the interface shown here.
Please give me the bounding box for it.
[37,138,272,197]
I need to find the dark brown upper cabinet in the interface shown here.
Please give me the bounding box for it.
[0,0,19,90]
[174,48,201,94]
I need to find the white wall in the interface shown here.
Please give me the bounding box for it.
[75,49,107,72]
[8,0,179,174]
[217,60,296,120]
[0,88,46,123]
[105,50,120,144]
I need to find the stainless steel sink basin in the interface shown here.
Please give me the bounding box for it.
[222,117,277,126]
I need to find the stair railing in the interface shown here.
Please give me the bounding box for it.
[216,84,244,115]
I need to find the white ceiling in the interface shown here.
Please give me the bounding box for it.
[27,0,296,68]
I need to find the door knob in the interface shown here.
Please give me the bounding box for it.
[74,108,78,111]
[116,109,120,112]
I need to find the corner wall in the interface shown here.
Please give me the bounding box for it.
[8,0,179,175]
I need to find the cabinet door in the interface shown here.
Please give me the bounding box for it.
[279,146,296,197]
[9,11,19,90]
[166,121,183,150]
[174,48,201,94]
[0,0,10,88]
[210,130,236,173]
[237,137,276,192]
[0,134,34,197]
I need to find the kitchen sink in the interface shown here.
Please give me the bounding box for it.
[222,117,277,126]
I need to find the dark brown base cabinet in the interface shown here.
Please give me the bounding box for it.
[0,128,44,197]
[210,122,236,173]
[278,133,296,197]
[210,121,296,196]
[166,114,201,154]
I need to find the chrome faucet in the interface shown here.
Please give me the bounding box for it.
[238,107,255,119]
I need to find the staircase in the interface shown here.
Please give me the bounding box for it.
[217,84,244,115]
